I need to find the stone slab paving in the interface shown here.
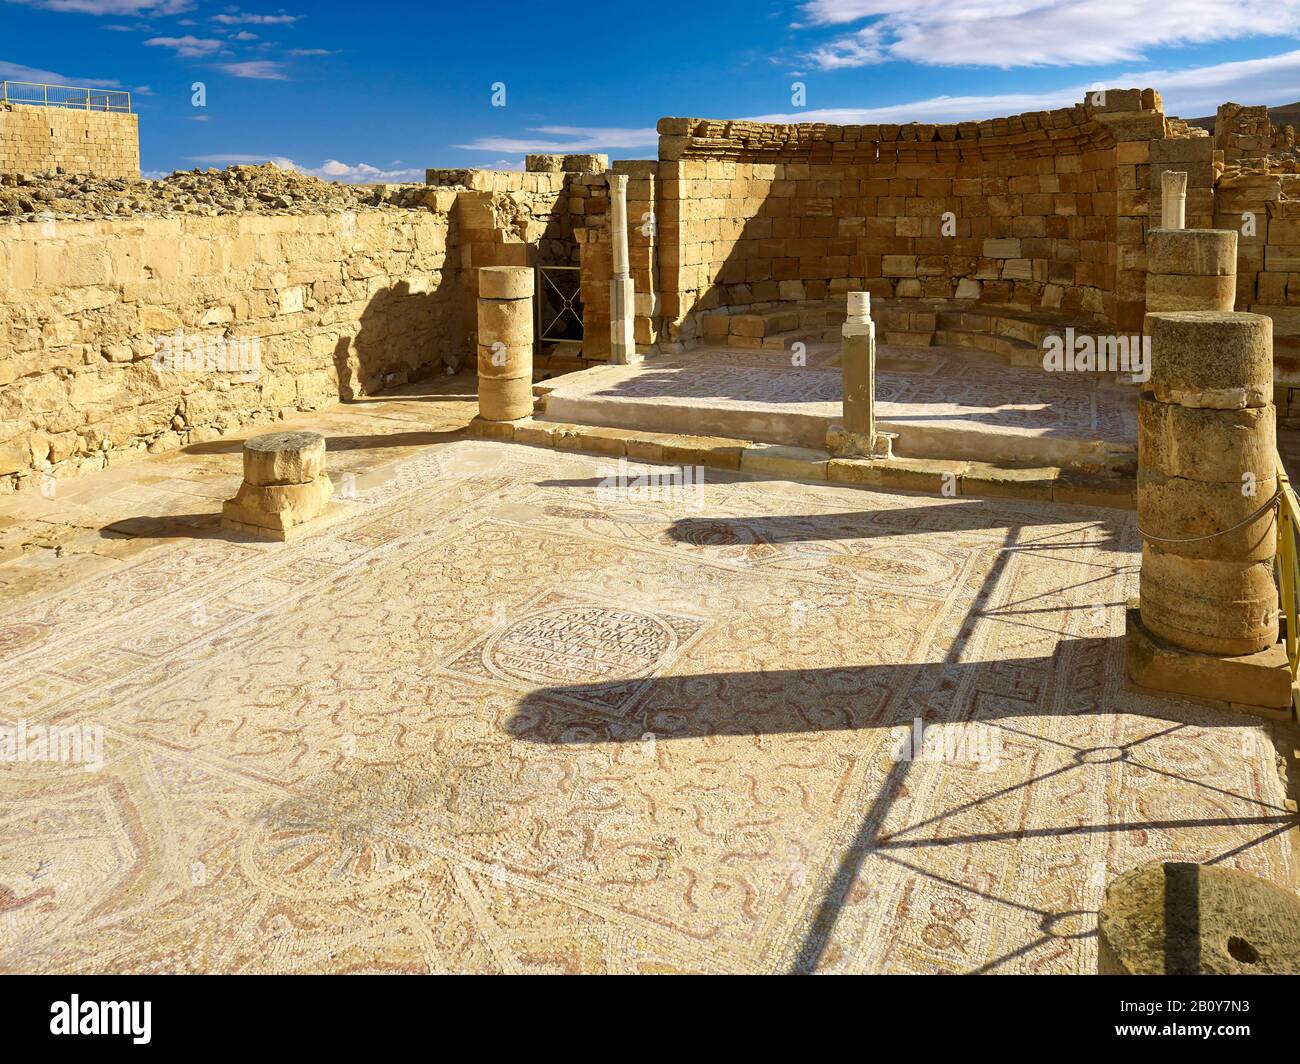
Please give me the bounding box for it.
[542,344,1138,467]
[0,412,1292,973]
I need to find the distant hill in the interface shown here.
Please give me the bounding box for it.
[1188,102,1300,133]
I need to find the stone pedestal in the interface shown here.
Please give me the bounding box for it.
[477,266,534,422]
[611,275,636,365]
[1127,310,1288,714]
[831,292,893,458]
[1098,862,1300,974]
[222,431,334,540]
[1125,608,1291,716]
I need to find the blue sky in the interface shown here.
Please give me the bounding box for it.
[3,0,1300,180]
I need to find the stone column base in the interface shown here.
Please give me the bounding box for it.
[221,501,351,543]
[221,430,337,542]
[827,426,896,460]
[1124,606,1293,720]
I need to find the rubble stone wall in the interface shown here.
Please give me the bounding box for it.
[0,206,462,489]
[1215,103,1297,166]
[0,105,139,180]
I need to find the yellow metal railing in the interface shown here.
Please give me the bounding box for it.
[1276,451,1300,713]
[0,81,131,113]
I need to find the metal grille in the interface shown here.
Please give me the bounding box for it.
[1,82,132,113]
[1276,451,1300,717]
[536,266,583,344]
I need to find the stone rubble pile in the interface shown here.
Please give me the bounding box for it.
[0,162,432,222]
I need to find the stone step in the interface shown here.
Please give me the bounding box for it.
[883,331,935,348]
[700,306,802,341]
[473,417,1136,510]
[935,308,1065,346]
[934,328,1039,365]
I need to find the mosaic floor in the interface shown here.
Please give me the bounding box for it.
[542,344,1138,463]
[0,386,1294,974]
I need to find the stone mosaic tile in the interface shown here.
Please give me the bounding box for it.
[0,438,1291,973]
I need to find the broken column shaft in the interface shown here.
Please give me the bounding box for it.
[607,172,638,365]
[1139,311,1277,656]
[842,292,876,444]
[477,266,534,422]
[1127,308,1290,714]
[222,430,333,540]
[833,291,891,458]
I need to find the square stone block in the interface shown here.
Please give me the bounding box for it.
[1125,607,1292,718]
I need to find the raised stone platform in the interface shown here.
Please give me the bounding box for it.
[539,344,1138,473]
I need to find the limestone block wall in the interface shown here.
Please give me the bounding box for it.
[644,92,1243,343]
[573,175,611,362]
[429,163,653,366]
[0,105,140,179]
[652,96,1183,344]
[658,149,1119,335]
[1214,171,1300,395]
[0,207,462,488]
[559,163,663,363]
[427,167,577,353]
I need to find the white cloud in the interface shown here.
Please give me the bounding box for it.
[795,0,1300,69]
[314,159,423,181]
[4,0,193,14]
[1120,49,1300,116]
[0,58,120,86]
[748,48,1300,124]
[452,125,659,153]
[187,154,423,183]
[287,48,337,56]
[145,35,224,57]
[217,60,288,79]
[210,9,299,25]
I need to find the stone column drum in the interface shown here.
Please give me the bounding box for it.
[1127,310,1288,712]
[222,431,333,539]
[477,266,534,422]
[1144,227,1237,319]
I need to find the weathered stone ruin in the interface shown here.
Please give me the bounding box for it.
[0,85,1296,539]
[3,79,1299,980]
